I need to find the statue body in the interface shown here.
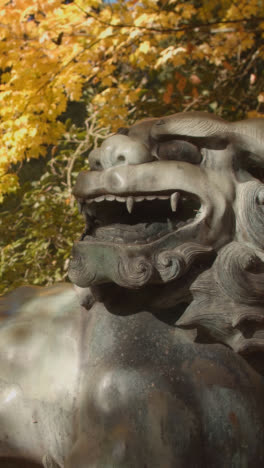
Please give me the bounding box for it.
[1,284,264,467]
[1,112,264,466]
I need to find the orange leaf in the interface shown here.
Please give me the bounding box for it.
[163,83,173,104]
[177,76,187,93]
[166,83,173,94]
[190,74,201,85]
[163,93,171,104]
[223,61,233,71]
[175,71,182,80]
[192,87,199,98]
[187,43,194,54]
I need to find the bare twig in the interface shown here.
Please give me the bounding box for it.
[66,140,87,202]
[66,112,111,206]
[183,95,204,112]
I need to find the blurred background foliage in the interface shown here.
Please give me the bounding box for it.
[0,108,110,294]
[1,0,264,294]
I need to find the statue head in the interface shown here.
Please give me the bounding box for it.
[69,112,264,366]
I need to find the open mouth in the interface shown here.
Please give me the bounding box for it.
[78,191,202,245]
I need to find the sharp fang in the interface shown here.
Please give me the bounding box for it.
[170,192,180,212]
[126,196,134,214]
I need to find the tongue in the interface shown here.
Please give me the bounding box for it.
[94,222,172,243]
[92,217,193,243]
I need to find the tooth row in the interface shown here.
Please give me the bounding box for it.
[86,195,173,203]
[84,192,180,214]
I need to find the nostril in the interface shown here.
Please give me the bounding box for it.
[117,154,125,163]
[94,160,102,170]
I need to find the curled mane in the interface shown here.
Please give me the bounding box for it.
[177,240,264,375]
[176,176,264,374]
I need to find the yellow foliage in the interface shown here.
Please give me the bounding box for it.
[139,41,151,54]
[226,0,259,20]
[247,111,264,119]
[155,46,187,68]
[0,0,262,199]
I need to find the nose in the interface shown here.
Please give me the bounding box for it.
[88,135,154,171]
[89,147,125,171]
[88,148,104,171]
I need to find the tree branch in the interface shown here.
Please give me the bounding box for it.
[74,3,264,34]
[66,112,111,206]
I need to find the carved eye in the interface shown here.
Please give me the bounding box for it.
[117,154,125,163]
[156,139,202,164]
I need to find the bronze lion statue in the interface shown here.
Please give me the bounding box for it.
[1,112,264,467]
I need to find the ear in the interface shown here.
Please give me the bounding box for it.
[116,127,129,135]
[150,112,227,142]
[150,112,264,168]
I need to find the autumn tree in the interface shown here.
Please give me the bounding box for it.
[1,0,264,293]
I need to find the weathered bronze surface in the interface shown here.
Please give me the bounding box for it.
[1,112,264,467]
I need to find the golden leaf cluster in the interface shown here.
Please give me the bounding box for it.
[0,0,263,200]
